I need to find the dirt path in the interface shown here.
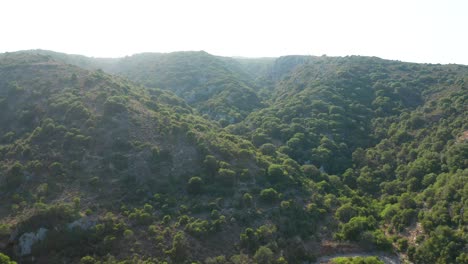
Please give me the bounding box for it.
[315,252,402,264]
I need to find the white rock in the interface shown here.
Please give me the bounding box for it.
[18,228,48,256]
[67,217,96,230]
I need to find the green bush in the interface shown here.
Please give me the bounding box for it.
[205,255,227,264]
[302,164,321,180]
[128,208,152,225]
[259,143,276,156]
[18,203,79,233]
[217,168,236,187]
[331,256,384,264]
[187,176,203,195]
[103,96,128,115]
[166,231,189,263]
[185,219,210,237]
[0,223,11,236]
[0,253,16,264]
[254,246,274,264]
[335,203,358,222]
[123,229,134,239]
[338,216,376,241]
[240,228,257,252]
[242,193,253,207]
[260,188,279,203]
[79,256,96,264]
[6,162,24,188]
[267,164,284,183]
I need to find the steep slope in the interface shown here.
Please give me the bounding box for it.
[233,56,468,173]
[231,55,314,99]
[108,51,265,125]
[0,52,341,263]
[0,53,247,260]
[344,79,467,263]
[0,52,209,188]
[24,50,265,125]
[232,55,468,263]
[0,50,466,264]
[223,55,468,263]
[228,57,276,81]
[267,55,315,82]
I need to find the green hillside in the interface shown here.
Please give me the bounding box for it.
[0,50,466,264]
[0,52,333,263]
[28,50,265,126]
[236,56,468,172]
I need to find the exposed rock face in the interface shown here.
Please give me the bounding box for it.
[67,217,97,230]
[14,217,96,257]
[18,227,47,256]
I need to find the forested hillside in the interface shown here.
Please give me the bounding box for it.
[29,50,265,125]
[0,50,466,264]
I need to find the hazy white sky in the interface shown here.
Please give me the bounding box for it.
[1,0,467,64]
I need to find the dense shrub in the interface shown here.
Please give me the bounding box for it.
[260,188,279,203]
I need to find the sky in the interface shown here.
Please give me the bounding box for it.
[1,0,467,65]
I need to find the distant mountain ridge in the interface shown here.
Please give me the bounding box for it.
[14,50,327,125]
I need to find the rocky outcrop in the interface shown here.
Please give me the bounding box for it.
[67,216,97,230]
[18,227,47,256]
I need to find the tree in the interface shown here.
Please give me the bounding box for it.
[302,164,321,180]
[267,164,284,183]
[205,255,227,264]
[243,193,253,207]
[252,132,270,147]
[276,256,288,264]
[0,253,16,264]
[335,203,358,222]
[339,216,376,241]
[230,254,252,264]
[399,193,416,209]
[331,256,384,264]
[166,231,189,263]
[259,143,276,156]
[254,246,274,264]
[187,176,203,195]
[123,229,134,239]
[412,226,465,264]
[49,161,64,175]
[446,144,468,171]
[260,188,278,203]
[204,155,219,176]
[217,168,236,187]
[6,162,23,188]
[70,73,78,83]
[240,228,257,252]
